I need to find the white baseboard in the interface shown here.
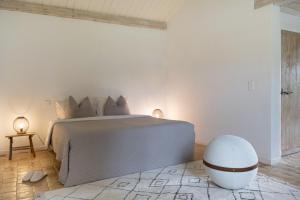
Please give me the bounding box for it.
[259,156,281,165]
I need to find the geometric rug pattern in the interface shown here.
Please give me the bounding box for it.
[36,160,300,200]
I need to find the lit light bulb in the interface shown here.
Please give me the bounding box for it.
[19,123,25,129]
[19,123,25,132]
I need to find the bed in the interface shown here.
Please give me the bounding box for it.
[46,115,195,187]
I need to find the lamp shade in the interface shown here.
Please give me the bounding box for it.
[152,109,164,118]
[13,116,29,134]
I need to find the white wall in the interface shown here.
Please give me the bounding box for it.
[0,3,285,164]
[166,0,281,164]
[281,12,300,33]
[0,10,167,153]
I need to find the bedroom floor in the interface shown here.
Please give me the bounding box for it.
[0,145,299,200]
[0,151,62,200]
[259,152,300,186]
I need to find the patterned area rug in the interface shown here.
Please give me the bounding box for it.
[36,160,300,200]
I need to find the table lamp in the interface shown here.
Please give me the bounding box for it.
[13,116,29,134]
[152,109,164,119]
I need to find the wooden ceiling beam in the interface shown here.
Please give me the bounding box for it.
[0,0,167,30]
[254,0,297,9]
[255,0,273,9]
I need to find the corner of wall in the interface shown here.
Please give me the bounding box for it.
[270,3,282,164]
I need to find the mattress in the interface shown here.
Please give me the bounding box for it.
[46,115,195,186]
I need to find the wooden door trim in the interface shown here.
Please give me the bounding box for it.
[281,30,300,156]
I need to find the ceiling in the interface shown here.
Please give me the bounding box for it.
[255,0,300,16]
[2,0,299,30]
[280,0,300,16]
[18,0,186,22]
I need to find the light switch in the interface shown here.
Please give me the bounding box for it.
[248,80,255,91]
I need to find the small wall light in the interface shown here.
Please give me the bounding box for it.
[13,116,29,134]
[152,109,164,119]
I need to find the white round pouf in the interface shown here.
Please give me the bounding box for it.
[203,135,258,190]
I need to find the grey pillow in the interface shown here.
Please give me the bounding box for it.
[64,96,79,119]
[77,97,97,118]
[103,96,130,116]
[65,96,97,119]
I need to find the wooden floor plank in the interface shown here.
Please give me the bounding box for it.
[258,152,300,187]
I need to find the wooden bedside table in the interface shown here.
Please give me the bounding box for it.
[5,133,36,160]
